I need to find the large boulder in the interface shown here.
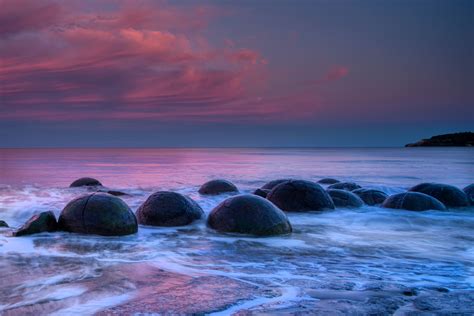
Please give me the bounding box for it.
[318,178,340,185]
[382,192,447,211]
[261,179,292,190]
[327,189,364,208]
[136,191,203,227]
[70,177,102,187]
[267,180,335,212]
[253,188,270,198]
[409,183,469,208]
[198,179,238,195]
[352,188,388,206]
[464,184,474,205]
[58,193,137,236]
[0,220,8,228]
[13,211,57,236]
[208,194,292,236]
[327,182,362,191]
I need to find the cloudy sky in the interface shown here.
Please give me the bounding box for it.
[0,0,472,147]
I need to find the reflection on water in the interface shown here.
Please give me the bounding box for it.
[0,148,473,314]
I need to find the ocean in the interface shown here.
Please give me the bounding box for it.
[0,148,473,314]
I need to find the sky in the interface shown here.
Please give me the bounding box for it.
[0,0,473,147]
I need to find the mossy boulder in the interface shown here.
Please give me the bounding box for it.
[352,188,388,205]
[382,192,447,211]
[58,193,137,236]
[13,211,57,236]
[327,182,362,191]
[327,189,364,208]
[70,177,102,187]
[409,183,469,208]
[198,179,238,195]
[208,194,292,236]
[267,180,335,212]
[136,191,203,227]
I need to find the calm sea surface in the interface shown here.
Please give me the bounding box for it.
[0,148,473,314]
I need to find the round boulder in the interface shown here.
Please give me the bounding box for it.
[261,179,292,190]
[409,183,469,208]
[253,188,270,198]
[327,189,364,208]
[267,180,335,212]
[463,184,474,205]
[198,179,238,195]
[58,193,137,236]
[70,177,102,187]
[318,178,340,185]
[327,182,362,191]
[352,188,388,206]
[382,192,447,211]
[136,191,203,226]
[208,194,292,236]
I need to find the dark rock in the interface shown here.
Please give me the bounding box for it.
[13,211,57,236]
[70,177,102,187]
[382,192,447,211]
[409,182,469,208]
[253,188,270,198]
[99,190,128,196]
[267,180,335,212]
[198,179,238,195]
[327,189,364,208]
[405,131,474,147]
[261,179,292,190]
[207,194,292,236]
[464,184,474,205]
[58,193,137,236]
[136,191,203,227]
[318,178,340,185]
[327,182,362,191]
[0,220,8,227]
[352,188,388,205]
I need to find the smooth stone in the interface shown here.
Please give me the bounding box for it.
[352,188,388,205]
[208,194,292,236]
[136,191,203,227]
[267,180,335,212]
[261,179,292,190]
[327,189,364,208]
[58,193,137,236]
[198,179,238,195]
[13,211,57,236]
[253,188,270,198]
[409,182,469,208]
[0,220,8,227]
[70,177,102,187]
[464,184,474,205]
[382,192,447,211]
[318,178,340,185]
[327,182,362,191]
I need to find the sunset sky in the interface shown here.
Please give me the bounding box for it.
[1,0,472,147]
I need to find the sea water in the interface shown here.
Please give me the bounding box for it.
[0,148,473,314]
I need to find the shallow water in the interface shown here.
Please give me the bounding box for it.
[0,148,473,315]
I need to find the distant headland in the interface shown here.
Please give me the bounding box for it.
[405,132,474,147]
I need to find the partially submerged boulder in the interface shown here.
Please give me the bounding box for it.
[318,178,340,185]
[58,193,137,236]
[327,182,362,191]
[0,220,8,228]
[352,188,388,205]
[198,179,238,195]
[253,188,270,198]
[13,211,57,236]
[327,189,364,208]
[136,191,203,227]
[409,183,469,208]
[382,192,447,211]
[70,177,102,188]
[208,194,292,236]
[261,179,292,190]
[463,184,474,205]
[267,180,335,212]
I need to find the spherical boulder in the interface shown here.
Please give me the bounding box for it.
[261,179,292,190]
[318,178,340,185]
[267,180,335,212]
[382,192,447,211]
[327,182,362,191]
[327,189,364,208]
[58,193,137,236]
[198,179,238,195]
[208,194,292,236]
[136,191,203,227]
[352,188,388,206]
[463,184,474,205]
[409,183,469,208]
[70,177,102,187]
[253,188,270,198]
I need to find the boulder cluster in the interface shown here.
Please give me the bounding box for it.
[2,177,472,238]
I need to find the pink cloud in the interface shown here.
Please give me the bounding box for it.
[314,65,349,84]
